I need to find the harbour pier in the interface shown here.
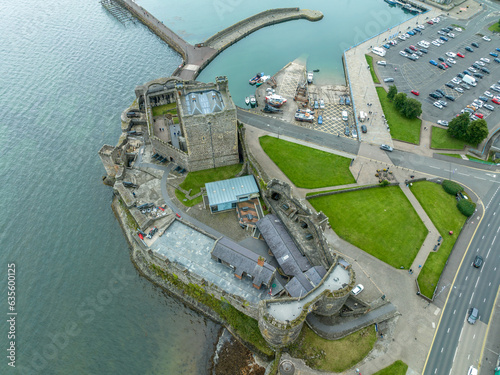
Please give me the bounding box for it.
[106,0,322,80]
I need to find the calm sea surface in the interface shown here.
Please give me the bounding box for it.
[1,0,411,373]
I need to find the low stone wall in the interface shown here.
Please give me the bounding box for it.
[306,183,399,200]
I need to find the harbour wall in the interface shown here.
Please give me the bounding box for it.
[202,8,324,52]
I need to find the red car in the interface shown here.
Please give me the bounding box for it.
[409,45,417,51]
[442,63,449,68]
[492,98,500,105]
[474,113,484,119]
[427,20,434,25]
[411,90,420,96]
[457,53,465,58]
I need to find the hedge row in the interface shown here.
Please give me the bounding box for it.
[457,199,476,217]
[442,180,463,195]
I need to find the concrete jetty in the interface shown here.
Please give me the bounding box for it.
[108,0,322,80]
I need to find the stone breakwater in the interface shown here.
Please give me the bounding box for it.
[109,0,322,80]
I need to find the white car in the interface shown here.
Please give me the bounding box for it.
[455,27,463,32]
[437,120,449,126]
[399,35,406,41]
[432,17,440,23]
[417,24,425,30]
[480,57,490,63]
[452,77,461,84]
[445,52,456,57]
[484,104,495,111]
[405,33,411,38]
[468,366,478,375]
[483,35,491,42]
[468,67,477,73]
[476,60,485,66]
[352,284,364,295]
[399,51,408,57]
[455,87,464,93]
[484,91,493,98]
[447,33,455,38]
[434,102,443,109]
[447,58,456,64]
[432,41,441,47]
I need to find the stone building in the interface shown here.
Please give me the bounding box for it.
[134,75,239,172]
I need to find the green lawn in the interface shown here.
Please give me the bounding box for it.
[431,126,467,150]
[410,181,467,299]
[152,103,177,117]
[488,23,500,33]
[467,155,496,165]
[309,186,427,268]
[259,136,355,189]
[376,87,421,144]
[373,360,408,375]
[365,54,380,84]
[438,153,462,158]
[289,325,376,373]
[176,164,243,206]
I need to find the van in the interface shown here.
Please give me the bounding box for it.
[377,60,387,66]
[342,111,348,121]
[467,307,479,324]
[384,77,394,83]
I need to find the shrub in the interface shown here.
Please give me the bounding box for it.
[380,179,390,187]
[442,180,463,195]
[457,199,476,217]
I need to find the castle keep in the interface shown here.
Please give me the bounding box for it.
[135,76,239,172]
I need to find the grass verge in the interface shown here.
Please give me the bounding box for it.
[259,136,355,189]
[438,153,462,158]
[305,185,372,197]
[176,164,243,205]
[431,126,466,150]
[150,264,273,356]
[175,189,203,207]
[410,181,466,298]
[288,325,376,372]
[309,186,427,268]
[365,54,380,84]
[488,23,500,33]
[376,87,421,144]
[373,360,409,375]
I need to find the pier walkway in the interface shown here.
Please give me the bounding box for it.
[108,0,322,80]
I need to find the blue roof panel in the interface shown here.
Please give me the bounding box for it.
[206,175,259,207]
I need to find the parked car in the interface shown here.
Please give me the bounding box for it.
[437,120,449,126]
[447,58,456,64]
[445,82,454,88]
[445,94,456,101]
[452,77,461,84]
[430,92,441,99]
[471,42,479,48]
[472,63,480,69]
[420,48,428,54]
[479,96,489,102]
[484,91,493,98]
[409,45,417,51]
[399,51,408,57]
[411,90,420,96]
[475,60,485,66]
[480,67,490,74]
[361,125,367,133]
[438,30,446,36]
[383,44,391,49]
[384,77,394,82]
[447,33,455,38]
[429,60,438,66]
[352,284,364,295]
[492,98,500,104]
[377,60,387,66]
[436,89,445,96]
[484,104,495,111]
[454,87,464,93]
[473,73,484,79]
[440,36,448,42]
[438,64,446,70]
[380,144,393,152]
[457,73,465,78]
[434,102,443,109]
[489,52,498,57]
[465,46,474,52]
[474,113,484,119]
[445,52,456,57]
[438,56,445,62]
[482,35,491,41]
[463,70,471,76]
[457,53,465,58]
[480,57,490,63]
[438,100,448,107]
[495,58,500,63]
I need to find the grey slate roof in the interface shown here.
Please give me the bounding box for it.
[206,175,259,207]
[211,237,275,288]
[285,265,327,298]
[256,214,311,276]
[183,90,225,116]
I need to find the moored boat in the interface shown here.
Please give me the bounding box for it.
[307,72,313,83]
[256,75,270,87]
[250,95,257,107]
[265,94,287,108]
[245,97,250,105]
[249,72,264,85]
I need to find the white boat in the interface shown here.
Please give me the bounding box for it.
[250,96,256,107]
[244,97,250,105]
[307,72,313,84]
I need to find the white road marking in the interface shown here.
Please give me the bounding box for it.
[441,347,444,353]
[487,248,491,258]
[453,346,459,362]
[476,177,486,180]
[489,282,492,286]
[475,277,480,288]
[473,334,476,340]
[492,236,496,246]
[447,327,450,333]
[470,292,474,304]
[430,166,440,169]
[484,298,486,302]
[453,309,456,314]
[459,292,462,297]
[482,236,485,239]
[466,276,468,281]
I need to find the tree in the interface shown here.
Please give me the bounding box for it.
[387,85,398,101]
[393,92,407,112]
[448,113,470,139]
[402,98,422,119]
[465,119,488,145]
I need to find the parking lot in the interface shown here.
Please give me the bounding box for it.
[374,16,500,130]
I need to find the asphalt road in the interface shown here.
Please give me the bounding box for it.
[376,12,500,129]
